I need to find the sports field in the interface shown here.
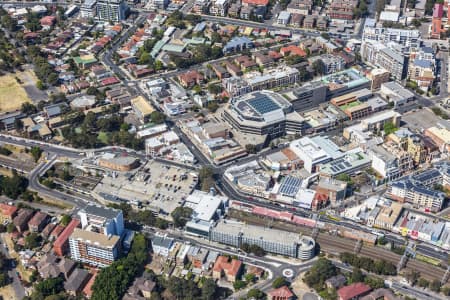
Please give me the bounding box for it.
[0,73,31,112]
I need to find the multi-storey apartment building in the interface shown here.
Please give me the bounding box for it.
[363,20,421,52]
[69,204,125,267]
[210,0,229,16]
[96,0,128,21]
[328,0,357,20]
[69,228,120,267]
[78,204,124,236]
[224,66,299,97]
[388,180,445,212]
[309,54,346,75]
[361,41,408,81]
[81,0,97,18]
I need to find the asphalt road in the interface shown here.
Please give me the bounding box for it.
[0,234,26,299]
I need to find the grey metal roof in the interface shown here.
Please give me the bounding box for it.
[82,203,120,219]
[152,235,174,249]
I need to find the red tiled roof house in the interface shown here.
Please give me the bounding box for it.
[338,283,372,300]
[212,256,242,283]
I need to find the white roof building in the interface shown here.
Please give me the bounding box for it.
[290,136,343,173]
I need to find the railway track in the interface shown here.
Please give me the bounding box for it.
[229,210,447,281]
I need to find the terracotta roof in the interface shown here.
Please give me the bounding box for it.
[242,0,269,5]
[83,270,98,298]
[0,203,18,217]
[53,219,80,249]
[50,225,65,238]
[338,283,372,300]
[268,286,294,298]
[213,256,242,278]
[280,45,307,57]
[28,211,48,227]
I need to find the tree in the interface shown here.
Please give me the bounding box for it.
[320,32,330,40]
[0,170,28,199]
[86,86,98,95]
[60,214,71,226]
[91,234,148,300]
[207,101,219,112]
[208,84,223,94]
[154,60,164,71]
[33,277,64,297]
[171,207,193,228]
[351,267,365,283]
[25,232,41,249]
[199,166,214,191]
[429,279,441,292]
[383,122,398,135]
[193,85,202,94]
[245,144,257,154]
[21,102,37,115]
[312,59,326,76]
[1,14,17,31]
[411,18,422,27]
[201,278,217,300]
[14,119,23,132]
[150,111,166,124]
[233,280,247,290]
[417,278,429,288]
[406,270,420,286]
[364,276,385,289]
[30,146,43,162]
[6,223,15,233]
[36,80,45,90]
[138,51,151,65]
[244,273,256,283]
[247,289,266,300]
[303,258,338,290]
[272,277,288,289]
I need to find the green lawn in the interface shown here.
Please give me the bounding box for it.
[340,100,362,110]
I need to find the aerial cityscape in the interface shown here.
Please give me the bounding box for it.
[0,0,449,299]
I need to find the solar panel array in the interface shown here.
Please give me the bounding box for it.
[279,176,302,197]
[248,93,280,115]
[328,158,353,173]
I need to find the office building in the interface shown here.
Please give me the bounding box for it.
[185,190,228,237]
[96,0,128,21]
[380,81,414,107]
[368,144,408,181]
[222,90,304,138]
[289,136,343,173]
[319,151,371,178]
[282,82,328,112]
